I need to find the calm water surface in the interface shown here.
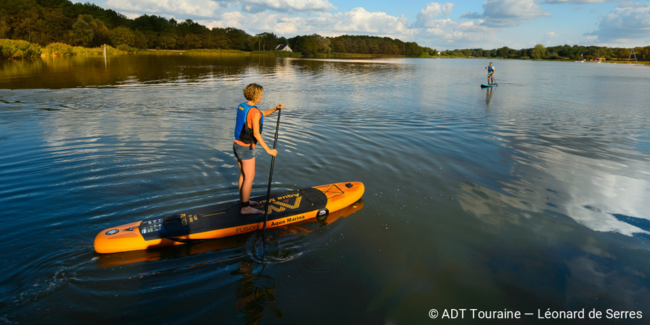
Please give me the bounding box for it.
[1,56,649,324]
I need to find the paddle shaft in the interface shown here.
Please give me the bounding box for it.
[261,109,282,246]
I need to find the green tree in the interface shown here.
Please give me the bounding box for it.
[10,2,40,42]
[133,29,148,49]
[291,35,319,56]
[0,18,9,38]
[256,32,279,51]
[68,15,109,47]
[159,33,177,49]
[316,35,331,54]
[210,28,229,49]
[532,44,546,59]
[89,17,109,46]
[224,27,250,50]
[333,40,345,53]
[38,9,71,45]
[109,26,135,47]
[249,35,260,51]
[71,15,94,46]
[497,46,511,58]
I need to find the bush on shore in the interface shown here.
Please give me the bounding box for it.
[43,43,75,57]
[116,44,138,53]
[43,43,124,57]
[74,45,121,56]
[0,39,42,59]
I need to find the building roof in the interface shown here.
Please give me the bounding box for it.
[275,44,292,51]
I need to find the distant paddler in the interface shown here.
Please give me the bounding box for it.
[485,62,495,85]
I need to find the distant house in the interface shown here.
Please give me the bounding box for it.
[275,44,292,52]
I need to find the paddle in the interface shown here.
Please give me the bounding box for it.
[261,107,282,256]
[492,76,498,86]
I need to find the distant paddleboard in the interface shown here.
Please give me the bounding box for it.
[481,84,494,88]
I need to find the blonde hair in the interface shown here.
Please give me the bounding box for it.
[243,83,263,101]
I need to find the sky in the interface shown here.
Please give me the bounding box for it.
[80,0,650,50]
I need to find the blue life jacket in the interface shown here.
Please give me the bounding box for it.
[488,65,494,73]
[234,102,263,145]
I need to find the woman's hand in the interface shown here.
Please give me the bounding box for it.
[267,149,278,157]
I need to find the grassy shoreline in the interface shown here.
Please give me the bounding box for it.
[2,39,649,65]
[433,55,650,65]
[0,39,429,60]
[0,39,137,59]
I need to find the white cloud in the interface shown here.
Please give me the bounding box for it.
[423,19,495,43]
[105,0,223,18]
[200,6,503,50]
[121,12,144,19]
[461,0,551,27]
[587,3,650,44]
[543,31,559,45]
[333,8,411,34]
[205,10,302,34]
[240,0,336,13]
[414,2,455,28]
[409,2,500,49]
[543,0,614,3]
[210,8,414,39]
[201,11,246,28]
[106,0,335,17]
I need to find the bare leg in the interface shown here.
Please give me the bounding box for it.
[237,160,244,193]
[237,160,257,205]
[238,158,261,214]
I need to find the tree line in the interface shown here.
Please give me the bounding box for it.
[288,34,436,57]
[440,44,650,61]
[0,0,435,56]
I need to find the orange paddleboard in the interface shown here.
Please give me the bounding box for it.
[94,182,364,254]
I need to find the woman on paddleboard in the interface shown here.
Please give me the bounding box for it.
[485,62,495,85]
[234,83,284,214]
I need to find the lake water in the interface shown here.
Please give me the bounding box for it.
[1,56,649,324]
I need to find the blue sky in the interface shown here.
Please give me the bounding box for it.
[81,0,650,49]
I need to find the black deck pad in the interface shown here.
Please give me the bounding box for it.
[140,188,327,240]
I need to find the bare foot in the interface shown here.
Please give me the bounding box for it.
[249,200,258,206]
[241,206,262,214]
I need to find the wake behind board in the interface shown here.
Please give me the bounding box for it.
[481,84,494,88]
[94,182,364,254]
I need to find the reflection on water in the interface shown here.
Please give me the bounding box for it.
[1,56,650,324]
[92,201,363,324]
[458,109,650,236]
[484,87,493,107]
[0,55,406,89]
[234,262,283,325]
